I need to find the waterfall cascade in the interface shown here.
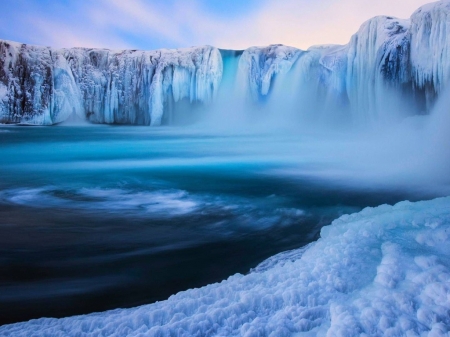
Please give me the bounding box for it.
[0,1,449,126]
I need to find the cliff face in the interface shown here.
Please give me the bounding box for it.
[0,44,222,125]
[0,1,449,126]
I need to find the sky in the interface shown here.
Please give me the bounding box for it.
[0,0,435,51]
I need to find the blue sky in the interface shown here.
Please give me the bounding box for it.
[0,0,432,50]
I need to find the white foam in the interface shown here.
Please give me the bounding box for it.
[2,197,449,336]
[0,187,199,216]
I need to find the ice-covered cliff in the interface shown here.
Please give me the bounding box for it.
[410,0,450,106]
[235,1,450,123]
[236,45,302,101]
[0,0,449,126]
[0,43,222,125]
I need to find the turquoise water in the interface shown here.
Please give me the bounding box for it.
[0,125,431,325]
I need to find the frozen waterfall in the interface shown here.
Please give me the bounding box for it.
[0,1,449,126]
[0,43,222,125]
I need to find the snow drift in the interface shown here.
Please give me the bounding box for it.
[1,196,449,336]
[1,1,450,126]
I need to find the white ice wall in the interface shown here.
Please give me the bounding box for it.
[236,1,450,123]
[345,16,411,122]
[237,45,301,100]
[0,44,222,125]
[0,1,449,126]
[410,0,450,95]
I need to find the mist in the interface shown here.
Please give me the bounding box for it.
[163,49,450,198]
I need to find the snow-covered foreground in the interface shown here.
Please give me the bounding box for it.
[1,197,449,336]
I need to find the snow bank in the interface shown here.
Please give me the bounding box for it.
[2,197,449,336]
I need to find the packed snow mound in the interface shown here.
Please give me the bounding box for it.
[2,197,450,336]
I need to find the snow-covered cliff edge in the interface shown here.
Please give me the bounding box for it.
[0,0,449,126]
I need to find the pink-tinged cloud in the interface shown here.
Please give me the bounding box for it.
[205,0,435,49]
[3,0,435,50]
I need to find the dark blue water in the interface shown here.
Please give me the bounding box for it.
[0,125,431,325]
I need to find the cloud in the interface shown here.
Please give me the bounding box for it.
[0,0,434,50]
[90,0,185,45]
[22,16,132,50]
[202,0,433,49]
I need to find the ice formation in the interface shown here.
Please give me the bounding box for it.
[411,1,450,98]
[0,1,449,125]
[0,43,222,125]
[1,197,449,336]
[345,16,411,122]
[237,45,302,100]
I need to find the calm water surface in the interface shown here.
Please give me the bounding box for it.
[0,125,430,325]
